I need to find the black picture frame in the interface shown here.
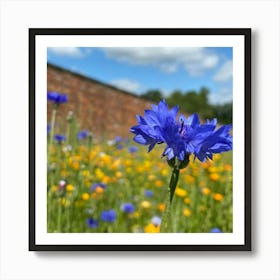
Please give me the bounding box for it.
[29,28,251,251]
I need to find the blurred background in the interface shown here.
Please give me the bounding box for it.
[47,47,233,139]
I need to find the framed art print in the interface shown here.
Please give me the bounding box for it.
[29,28,251,251]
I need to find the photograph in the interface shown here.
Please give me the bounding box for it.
[29,29,251,250]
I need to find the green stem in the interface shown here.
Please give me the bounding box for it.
[57,199,62,232]
[66,122,70,145]
[48,107,57,157]
[160,167,180,233]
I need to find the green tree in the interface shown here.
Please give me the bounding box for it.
[140,89,163,103]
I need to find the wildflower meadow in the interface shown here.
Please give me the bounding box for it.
[47,92,233,234]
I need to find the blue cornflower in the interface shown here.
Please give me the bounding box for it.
[54,134,66,143]
[120,203,135,214]
[47,91,68,104]
[210,227,222,233]
[144,190,153,197]
[90,183,107,192]
[130,100,232,164]
[86,218,99,228]
[115,136,122,143]
[128,146,138,153]
[101,210,116,223]
[151,216,162,227]
[47,124,51,134]
[116,145,123,150]
[77,130,89,140]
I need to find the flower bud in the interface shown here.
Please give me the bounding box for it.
[167,154,190,170]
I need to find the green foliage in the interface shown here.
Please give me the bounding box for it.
[140,89,163,103]
[140,87,232,124]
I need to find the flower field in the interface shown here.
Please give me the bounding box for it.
[47,130,233,233]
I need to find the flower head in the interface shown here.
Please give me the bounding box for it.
[115,136,122,143]
[58,180,66,190]
[101,209,116,223]
[151,216,161,227]
[90,183,107,192]
[77,130,89,140]
[120,203,135,214]
[130,100,232,164]
[86,218,99,228]
[128,146,138,154]
[210,227,222,233]
[144,223,160,233]
[47,91,68,104]
[54,134,66,143]
[47,124,51,134]
[144,189,153,197]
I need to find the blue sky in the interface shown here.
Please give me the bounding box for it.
[47,47,233,105]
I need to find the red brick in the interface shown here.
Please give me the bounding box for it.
[47,64,151,139]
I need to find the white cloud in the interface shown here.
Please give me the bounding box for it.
[213,60,233,82]
[110,79,141,93]
[48,47,84,58]
[209,87,232,105]
[101,47,219,76]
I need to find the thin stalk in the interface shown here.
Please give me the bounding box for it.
[160,167,180,233]
[57,199,62,232]
[48,106,57,158]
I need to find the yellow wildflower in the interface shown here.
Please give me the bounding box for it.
[124,159,132,167]
[209,173,220,181]
[144,223,160,233]
[213,193,224,201]
[51,185,57,193]
[185,174,195,184]
[184,197,191,204]
[175,187,187,197]
[112,159,121,170]
[81,193,90,201]
[213,154,221,160]
[95,186,104,194]
[102,176,110,184]
[201,162,211,169]
[115,171,122,178]
[202,187,211,195]
[84,179,92,187]
[131,211,141,218]
[141,201,151,209]
[183,208,191,217]
[126,167,132,173]
[66,184,75,193]
[78,145,87,153]
[161,169,168,177]
[158,203,165,212]
[148,174,156,181]
[71,161,80,171]
[91,192,97,199]
[155,180,163,187]
[144,161,151,169]
[95,168,105,180]
[82,170,90,177]
[208,167,218,173]
[103,155,112,164]
[224,164,232,171]
[136,166,145,173]
[199,181,206,187]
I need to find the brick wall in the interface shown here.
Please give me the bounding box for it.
[47,63,152,139]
